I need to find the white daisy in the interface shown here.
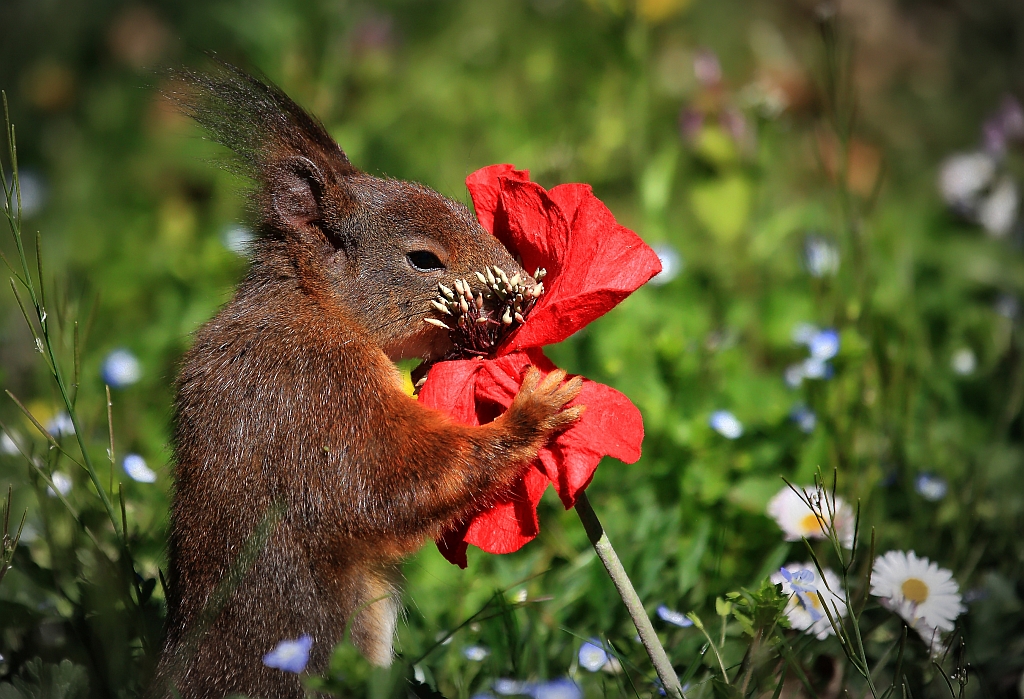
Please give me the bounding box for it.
[771,563,847,640]
[766,485,855,548]
[871,551,965,642]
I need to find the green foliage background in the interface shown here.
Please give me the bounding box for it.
[1,0,1024,697]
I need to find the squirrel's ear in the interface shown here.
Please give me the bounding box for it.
[270,156,328,230]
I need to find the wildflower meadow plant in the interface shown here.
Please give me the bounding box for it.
[122,454,157,483]
[100,348,142,388]
[871,551,965,649]
[577,640,609,672]
[771,563,846,640]
[766,483,855,547]
[709,410,743,439]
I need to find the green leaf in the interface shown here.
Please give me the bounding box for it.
[689,174,752,242]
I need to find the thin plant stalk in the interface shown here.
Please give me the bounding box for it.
[574,491,685,698]
[1,96,121,533]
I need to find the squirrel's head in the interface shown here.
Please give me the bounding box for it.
[171,62,530,361]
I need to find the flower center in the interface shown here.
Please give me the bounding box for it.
[425,266,545,361]
[901,577,929,603]
[799,513,825,535]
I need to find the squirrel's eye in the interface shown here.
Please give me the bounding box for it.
[407,250,445,272]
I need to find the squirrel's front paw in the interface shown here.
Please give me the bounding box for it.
[508,367,585,435]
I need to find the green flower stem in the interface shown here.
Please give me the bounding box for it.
[574,491,684,698]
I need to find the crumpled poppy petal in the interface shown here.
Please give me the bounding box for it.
[425,350,645,565]
[494,178,569,286]
[462,465,547,553]
[436,525,470,568]
[544,379,644,508]
[502,183,661,351]
[434,465,548,568]
[419,359,485,425]
[466,164,531,236]
[520,349,644,508]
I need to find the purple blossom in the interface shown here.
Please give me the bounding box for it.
[915,473,948,502]
[101,348,142,388]
[808,329,840,361]
[790,405,816,433]
[530,679,582,699]
[678,108,703,142]
[693,48,722,87]
[656,605,693,627]
[709,410,743,439]
[578,639,608,672]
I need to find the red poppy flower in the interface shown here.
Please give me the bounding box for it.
[418,164,662,567]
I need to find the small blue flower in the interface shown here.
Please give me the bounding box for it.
[963,587,988,604]
[656,605,693,628]
[914,473,948,502]
[808,329,840,361]
[648,243,683,286]
[530,679,582,699]
[15,169,47,218]
[101,349,142,388]
[123,454,157,483]
[803,235,839,277]
[950,348,976,376]
[709,411,743,439]
[1,430,20,455]
[494,679,531,696]
[578,639,608,672]
[46,413,75,437]
[995,294,1019,320]
[47,472,72,498]
[784,363,806,388]
[778,567,816,594]
[463,645,490,661]
[791,322,819,345]
[262,634,313,673]
[778,568,824,621]
[801,357,833,380]
[790,406,816,433]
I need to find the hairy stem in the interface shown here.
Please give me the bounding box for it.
[574,491,684,698]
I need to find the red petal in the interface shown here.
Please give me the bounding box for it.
[494,178,569,285]
[544,379,644,508]
[437,524,471,568]
[505,186,663,351]
[462,465,548,554]
[466,164,531,235]
[419,359,485,425]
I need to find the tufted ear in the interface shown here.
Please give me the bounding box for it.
[169,60,357,236]
[270,156,328,230]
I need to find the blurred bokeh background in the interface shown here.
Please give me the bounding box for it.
[2,0,1024,697]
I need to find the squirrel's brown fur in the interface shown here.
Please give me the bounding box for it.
[151,64,582,699]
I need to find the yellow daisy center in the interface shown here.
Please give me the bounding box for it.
[901,577,929,603]
[800,513,825,535]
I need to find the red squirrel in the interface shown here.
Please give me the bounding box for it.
[152,64,583,699]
